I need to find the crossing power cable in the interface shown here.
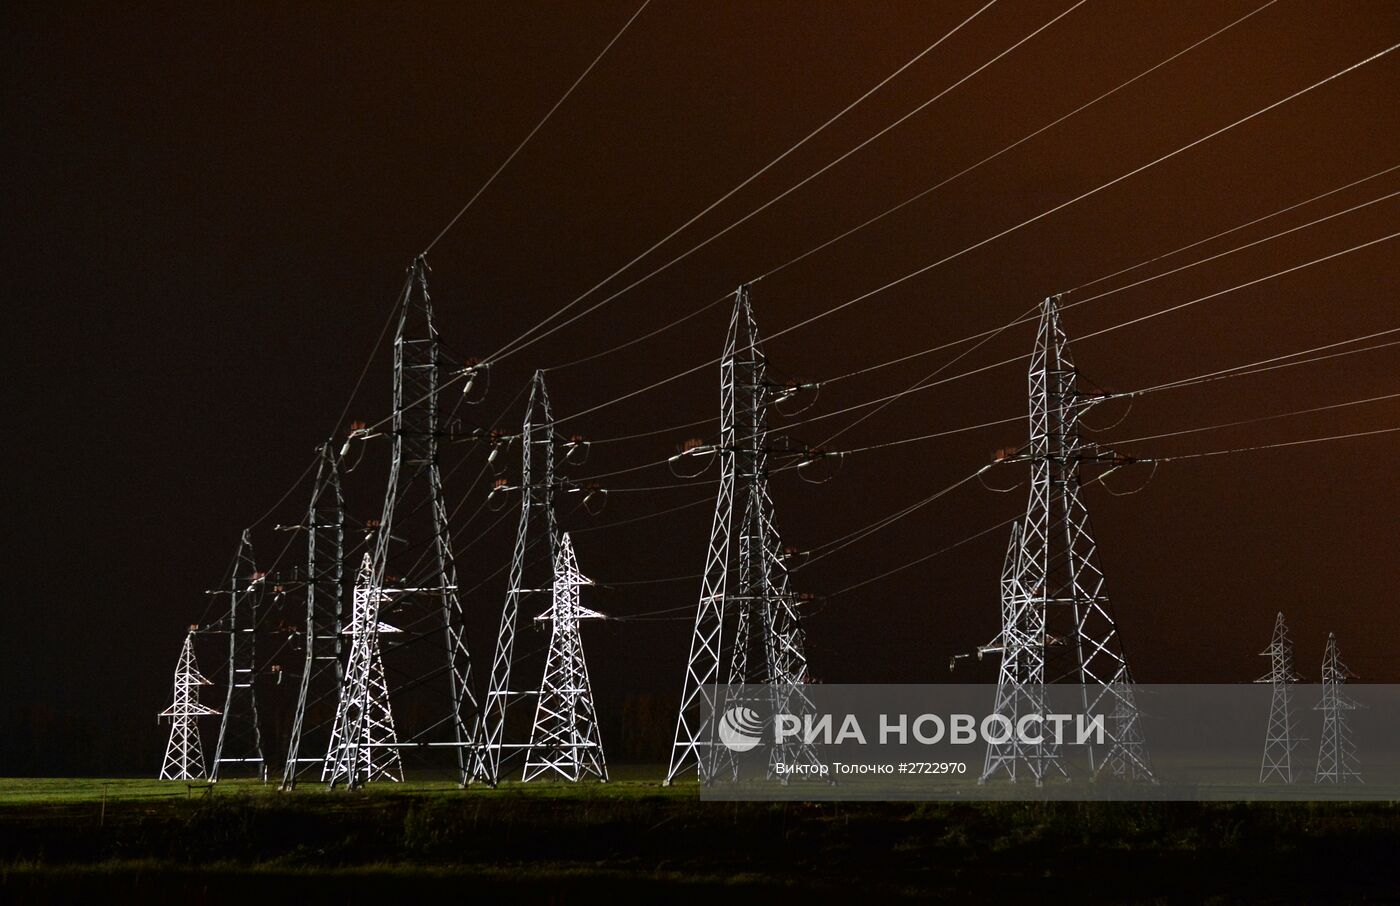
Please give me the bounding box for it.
[497,0,1086,366]
[546,0,1283,374]
[422,0,653,255]
[484,0,1004,364]
[547,41,1399,427]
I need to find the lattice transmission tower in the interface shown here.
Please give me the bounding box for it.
[979,522,1061,781]
[666,284,823,786]
[1314,632,1361,783]
[325,553,403,784]
[482,370,562,784]
[522,532,608,782]
[981,294,1152,784]
[281,442,346,788]
[211,529,268,781]
[1256,611,1300,783]
[159,629,218,780]
[326,255,485,788]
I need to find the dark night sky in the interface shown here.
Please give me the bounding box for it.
[3,1,1397,774]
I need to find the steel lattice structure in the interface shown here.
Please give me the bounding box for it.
[281,442,346,788]
[325,553,403,784]
[326,255,485,788]
[1256,611,1299,783]
[159,629,219,780]
[211,529,267,781]
[482,370,562,784]
[522,533,608,782]
[1314,632,1361,783]
[981,294,1152,784]
[979,522,1062,782]
[666,284,821,786]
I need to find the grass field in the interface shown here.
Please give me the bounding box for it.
[3,772,1398,902]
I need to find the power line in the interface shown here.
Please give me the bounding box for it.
[1146,425,1400,464]
[552,42,1399,426]
[501,0,1085,367]
[485,0,1001,363]
[756,0,1282,287]
[422,0,652,255]
[1110,392,1400,447]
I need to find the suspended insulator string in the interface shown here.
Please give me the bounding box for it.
[501,0,1085,367]
[421,0,653,255]
[369,378,535,597]
[809,386,1400,568]
[567,264,1399,494]
[820,420,1400,604]
[485,0,1003,364]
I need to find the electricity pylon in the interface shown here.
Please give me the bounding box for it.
[522,533,608,782]
[666,284,823,785]
[1256,611,1299,783]
[1314,632,1361,783]
[327,256,485,788]
[325,553,403,784]
[980,523,1062,783]
[159,629,218,780]
[483,370,562,784]
[980,294,1152,783]
[211,529,267,781]
[281,442,345,789]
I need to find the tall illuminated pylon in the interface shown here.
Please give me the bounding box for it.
[483,371,562,784]
[981,295,1151,783]
[666,285,821,785]
[326,256,485,788]
[159,630,218,780]
[522,533,608,782]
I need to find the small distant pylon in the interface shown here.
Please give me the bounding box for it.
[1314,632,1361,784]
[666,284,824,785]
[522,533,608,782]
[211,529,267,781]
[1256,612,1299,783]
[159,629,219,780]
[324,553,403,786]
[979,295,1151,783]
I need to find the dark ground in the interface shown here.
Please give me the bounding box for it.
[2,777,1397,903]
